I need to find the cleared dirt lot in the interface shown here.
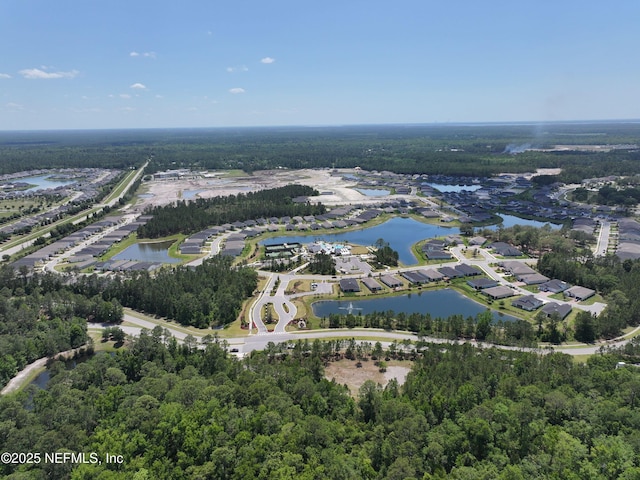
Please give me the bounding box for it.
[137,169,394,210]
[325,359,412,397]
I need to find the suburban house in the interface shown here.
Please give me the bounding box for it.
[380,275,403,288]
[564,286,596,301]
[455,264,481,276]
[512,295,544,311]
[339,278,360,293]
[438,266,464,279]
[421,269,445,282]
[518,273,550,285]
[539,279,571,293]
[541,302,572,319]
[361,277,383,292]
[490,242,523,257]
[483,285,515,299]
[401,271,429,285]
[467,278,499,290]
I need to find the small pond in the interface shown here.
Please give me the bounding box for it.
[183,189,204,199]
[112,240,180,263]
[355,188,391,197]
[312,288,516,322]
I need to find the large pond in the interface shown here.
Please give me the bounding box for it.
[112,241,180,263]
[262,217,459,265]
[15,174,76,192]
[313,288,516,322]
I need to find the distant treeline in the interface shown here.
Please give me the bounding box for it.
[137,184,325,238]
[2,123,640,179]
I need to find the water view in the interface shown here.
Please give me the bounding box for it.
[426,183,482,193]
[355,188,391,196]
[112,240,180,263]
[493,214,561,230]
[262,217,459,265]
[312,288,516,322]
[183,189,204,199]
[19,174,76,192]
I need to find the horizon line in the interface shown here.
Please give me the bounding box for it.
[1,118,640,134]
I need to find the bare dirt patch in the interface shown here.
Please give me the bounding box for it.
[138,168,387,211]
[325,359,412,397]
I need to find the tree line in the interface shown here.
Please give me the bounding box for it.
[4,123,640,180]
[73,255,258,328]
[137,184,326,238]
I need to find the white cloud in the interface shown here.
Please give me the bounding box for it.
[19,68,79,79]
[6,102,24,109]
[130,51,156,59]
[130,83,147,90]
[226,65,248,73]
[0,73,11,79]
[229,88,245,94]
[260,57,275,64]
[119,94,131,99]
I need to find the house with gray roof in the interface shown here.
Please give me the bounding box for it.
[564,286,596,301]
[421,269,445,281]
[401,271,429,285]
[512,295,544,311]
[467,278,498,290]
[541,302,572,319]
[539,279,570,293]
[490,242,523,257]
[483,285,515,299]
[380,275,403,288]
[361,277,383,292]
[339,278,360,293]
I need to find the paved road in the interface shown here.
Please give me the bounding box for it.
[100,313,640,358]
[594,220,611,257]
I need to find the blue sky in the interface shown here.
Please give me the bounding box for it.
[1,1,639,130]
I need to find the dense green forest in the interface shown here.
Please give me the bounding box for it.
[2,123,640,180]
[73,256,258,328]
[137,185,325,238]
[0,267,123,389]
[2,333,640,479]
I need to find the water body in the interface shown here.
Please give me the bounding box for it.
[183,189,204,199]
[427,183,482,193]
[312,289,516,322]
[262,217,459,265]
[17,174,76,192]
[28,352,112,393]
[113,241,180,263]
[355,188,391,197]
[493,214,561,230]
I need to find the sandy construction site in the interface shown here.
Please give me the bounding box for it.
[135,169,397,211]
